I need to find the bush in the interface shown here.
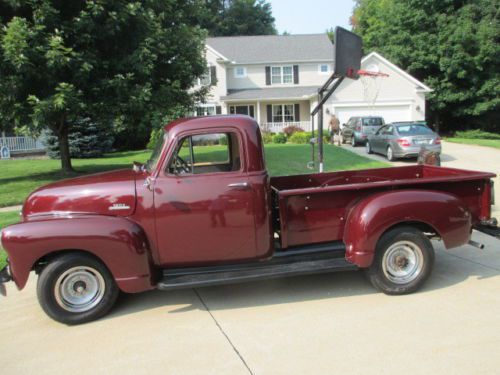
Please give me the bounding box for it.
[261,131,274,144]
[454,130,500,140]
[42,117,114,159]
[289,132,312,144]
[283,125,304,138]
[272,133,287,144]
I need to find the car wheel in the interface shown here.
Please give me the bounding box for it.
[351,136,357,147]
[341,134,346,144]
[37,253,119,325]
[366,141,373,154]
[387,146,395,161]
[365,226,435,295]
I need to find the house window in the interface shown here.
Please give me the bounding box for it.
[198,65,216,86]
[272,104,295,123]
[229,105,255,118]
[195,105,216,116]
[318,64,330,74]
[271,66,293,84]
[234,67,246,78]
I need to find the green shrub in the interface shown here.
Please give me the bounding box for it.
[289,132,312,144]
[454,130,500,140]
[262,132,274,144]
[146,128,164,150]
[272,133,287,144]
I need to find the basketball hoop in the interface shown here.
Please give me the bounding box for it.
[358,69,389,109]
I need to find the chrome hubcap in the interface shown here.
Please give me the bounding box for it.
[387,147,393,159]
[382,241,423,284]
[54,266,106,312]
[366,142,370,152]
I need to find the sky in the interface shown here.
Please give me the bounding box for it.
[269,0,355,34]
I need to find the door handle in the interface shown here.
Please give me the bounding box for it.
[227,182,251,189]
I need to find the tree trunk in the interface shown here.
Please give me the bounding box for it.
[57,118,74,174]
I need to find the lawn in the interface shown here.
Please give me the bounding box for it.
[0,144,388,208]
[0,143,388,268]
[446,138,500,149]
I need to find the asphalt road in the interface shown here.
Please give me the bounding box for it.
[1,141,499,375]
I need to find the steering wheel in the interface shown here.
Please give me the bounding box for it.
[175,155,191,173]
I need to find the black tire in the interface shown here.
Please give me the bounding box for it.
[351,136,357,147]
[341,134,347,144]
[386,146,395,161]
[37,253,119,325]
[366,141,373,154]
[365,226,435,295]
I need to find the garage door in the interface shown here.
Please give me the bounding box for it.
[334,105,411,126]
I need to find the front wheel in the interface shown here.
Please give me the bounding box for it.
[366,226,435,295]
[366,141,373,154]
[37,253,119,325]
[387,146,395,161]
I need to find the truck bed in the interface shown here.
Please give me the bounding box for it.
[271,165,494,249]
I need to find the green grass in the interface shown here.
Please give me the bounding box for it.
[0,143,388,267]
[0,211,21,268]
[446,138,500,149]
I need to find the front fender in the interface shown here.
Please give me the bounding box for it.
[344,190,471,267]
[1,215,155,293]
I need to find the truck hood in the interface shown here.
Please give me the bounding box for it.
[23,169,137,219]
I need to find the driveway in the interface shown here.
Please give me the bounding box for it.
[1,143,500,375]
[345,140,500,215]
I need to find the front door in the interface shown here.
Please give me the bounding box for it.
[153,130,257,266]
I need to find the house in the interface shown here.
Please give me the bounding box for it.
[195,34,432,132]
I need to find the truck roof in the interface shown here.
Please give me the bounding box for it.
[163,115,259,134]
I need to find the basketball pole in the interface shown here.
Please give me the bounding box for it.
[311,75,344,173]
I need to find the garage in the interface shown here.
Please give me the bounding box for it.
[334,104,411,126]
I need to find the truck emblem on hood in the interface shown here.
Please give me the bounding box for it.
[109,203,131,211]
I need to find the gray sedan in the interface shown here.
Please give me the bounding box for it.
[366,123,441,161]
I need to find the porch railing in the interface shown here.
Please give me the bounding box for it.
[259,121,312,133]
[0,136,45,153]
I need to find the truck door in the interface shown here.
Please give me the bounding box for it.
[153,130,257,266]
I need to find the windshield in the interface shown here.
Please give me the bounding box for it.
[396,124,434,136]
[146,131,168,172]
[362,117,384,126]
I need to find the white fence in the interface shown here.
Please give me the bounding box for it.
[259,121,312,133]
[0,136,45,153]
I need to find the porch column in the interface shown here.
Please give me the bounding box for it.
[256,100,261,125]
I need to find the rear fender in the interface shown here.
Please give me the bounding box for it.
[1,215,155,293]
[343,190,471,267]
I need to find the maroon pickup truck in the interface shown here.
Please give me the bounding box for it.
[1,115,498,324]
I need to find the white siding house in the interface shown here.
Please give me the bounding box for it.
[194,34,432,131]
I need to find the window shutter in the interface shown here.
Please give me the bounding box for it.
[216,105,222,115]
[210,66,217,85]
[293,65,299,84]
[265,66,271,85]
[266,105,273,122]
[294,104,300,122]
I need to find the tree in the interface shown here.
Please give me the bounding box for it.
[200,0,277,36]
[352,0,500,133]
[0,1,208,173]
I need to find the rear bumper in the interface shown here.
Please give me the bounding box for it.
[394,144,442,158]
[474,218,500,239]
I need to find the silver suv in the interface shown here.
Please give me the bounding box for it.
[342,116,385,146]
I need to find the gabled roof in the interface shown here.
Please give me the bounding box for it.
[206,34,333,64]
[363,52,433,92]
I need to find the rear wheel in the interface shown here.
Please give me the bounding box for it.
[37,253,119,325]
[366,141,373,154]
[386,146,395,161]
[351,136,357,147]
[366,226,435,295]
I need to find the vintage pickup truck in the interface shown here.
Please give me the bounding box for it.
[1,115,498,324]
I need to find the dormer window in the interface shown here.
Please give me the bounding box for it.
[234,66,247,78]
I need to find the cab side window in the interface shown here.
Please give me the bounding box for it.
[168,132,241,175]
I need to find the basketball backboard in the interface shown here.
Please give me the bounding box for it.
[333,26,362,79]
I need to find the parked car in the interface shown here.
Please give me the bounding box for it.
[341,116,385,146]
[366,122,442,161]
[1,116,499,324]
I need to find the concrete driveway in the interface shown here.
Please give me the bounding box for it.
[1,142,500,375]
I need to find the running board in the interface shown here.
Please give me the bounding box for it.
[157,257,357,291]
